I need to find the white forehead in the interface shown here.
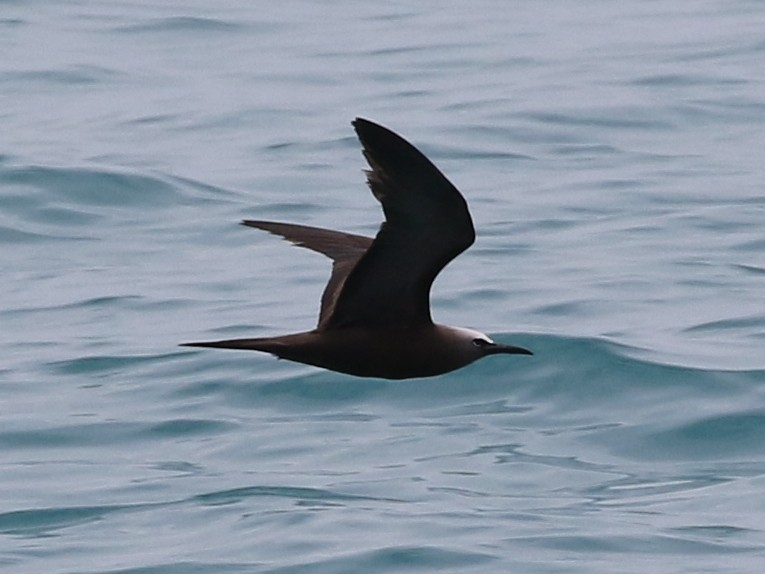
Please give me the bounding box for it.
[453,327,494,343]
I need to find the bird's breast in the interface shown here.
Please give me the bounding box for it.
[280,326,473,379]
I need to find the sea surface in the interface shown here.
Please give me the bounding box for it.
[2,1,765,573]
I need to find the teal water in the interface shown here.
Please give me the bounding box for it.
[2,1,765,572]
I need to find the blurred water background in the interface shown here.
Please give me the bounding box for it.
[2,1,765,572]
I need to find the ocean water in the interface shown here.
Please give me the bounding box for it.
[2,1,765,572]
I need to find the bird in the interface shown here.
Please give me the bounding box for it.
[183,118,532,379]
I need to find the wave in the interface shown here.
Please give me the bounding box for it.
[0,162,234,243]
[173,333,764,409]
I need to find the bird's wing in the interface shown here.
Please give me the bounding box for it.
[241,220,372,327]
[320,118,475,330]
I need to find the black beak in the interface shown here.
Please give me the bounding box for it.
[486,343,533,356]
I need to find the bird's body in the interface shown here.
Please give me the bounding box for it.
[184,118,532,378]
[186,324,504,380]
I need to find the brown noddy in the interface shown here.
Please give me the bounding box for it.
[183,118,532,379]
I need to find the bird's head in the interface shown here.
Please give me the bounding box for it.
[450,327,533,362]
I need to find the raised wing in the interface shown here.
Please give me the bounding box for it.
[320,118,475,330]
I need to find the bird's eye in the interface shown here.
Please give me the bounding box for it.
[472,338,489,348]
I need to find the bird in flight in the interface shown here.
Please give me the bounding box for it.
[183,118,532,378]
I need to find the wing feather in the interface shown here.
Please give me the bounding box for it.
[242,220,372,327]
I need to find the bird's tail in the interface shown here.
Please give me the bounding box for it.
[181,337,288,354]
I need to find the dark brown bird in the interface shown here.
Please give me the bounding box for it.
[183,118,532,379]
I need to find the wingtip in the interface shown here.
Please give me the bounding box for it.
[352,117,388,141]
[241,219,276,232]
